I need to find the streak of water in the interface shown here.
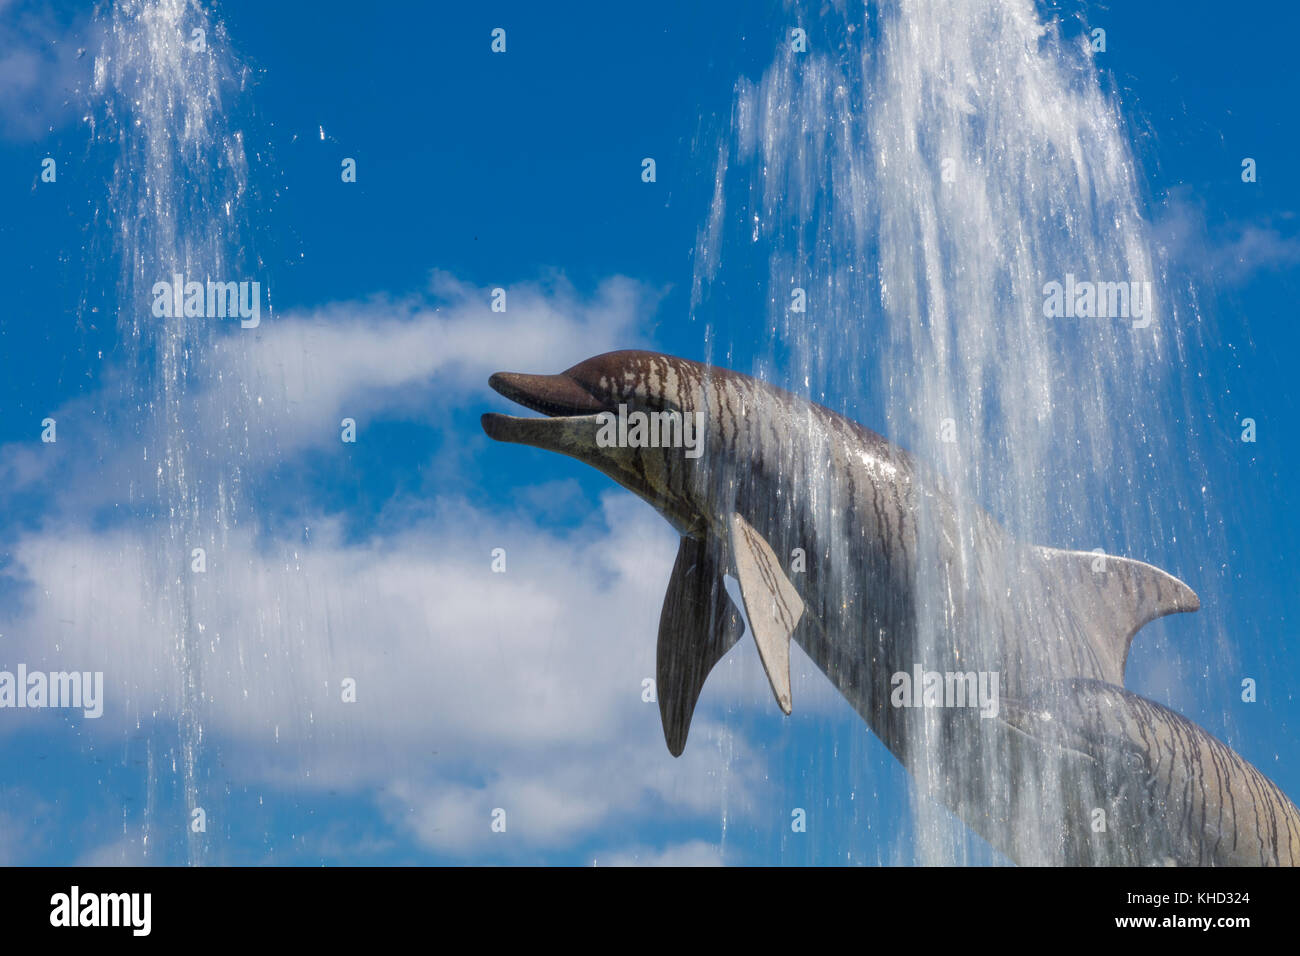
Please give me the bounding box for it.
[693,0,1229,863]
[91,0,253,864]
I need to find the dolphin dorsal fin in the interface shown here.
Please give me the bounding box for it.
[1031,546,1200,684]
[657,536,745,757]
[728,512,803,715]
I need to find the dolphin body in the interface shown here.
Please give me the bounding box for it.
[482,349,1300,866]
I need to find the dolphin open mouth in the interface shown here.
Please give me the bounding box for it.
[481,370,609,445]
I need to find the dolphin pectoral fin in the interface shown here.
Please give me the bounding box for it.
[727,512,802,715]
[657,535,745,758]
[1030,546,1200,684]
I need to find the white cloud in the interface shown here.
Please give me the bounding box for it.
[0,271,803,861]
[592,840,726,866]
[2,489,785,856]
[1209,224,1300,282]
[0,3,93,141]
[75,830,149,867]
[214,270,660,461]
[1153,190,1300,286]
[0,271,658,512]
[0,794,54,865]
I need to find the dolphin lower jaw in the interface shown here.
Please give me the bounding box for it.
[482,408,647,476]
[480,410,604,452]
[481,409,705,534]
[483,365,713,531]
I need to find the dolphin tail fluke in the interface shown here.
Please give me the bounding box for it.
[656,536,745,757]
[1031,546,1200,684]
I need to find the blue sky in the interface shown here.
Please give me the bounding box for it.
[0,0,1296,865]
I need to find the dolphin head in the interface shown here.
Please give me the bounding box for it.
[482,350,715,535]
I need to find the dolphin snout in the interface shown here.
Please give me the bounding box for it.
[487,370,607,417]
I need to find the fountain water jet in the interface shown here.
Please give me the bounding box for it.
[91,0,255,864]
[692,0,1234,864]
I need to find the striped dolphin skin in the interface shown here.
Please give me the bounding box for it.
[481,349,1299,866]
[1000,680,1300,866]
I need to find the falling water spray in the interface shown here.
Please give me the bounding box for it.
[693,0,1230,863]
[90,0,254,865]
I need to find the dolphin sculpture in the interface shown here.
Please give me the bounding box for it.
[482,349,1300,866]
